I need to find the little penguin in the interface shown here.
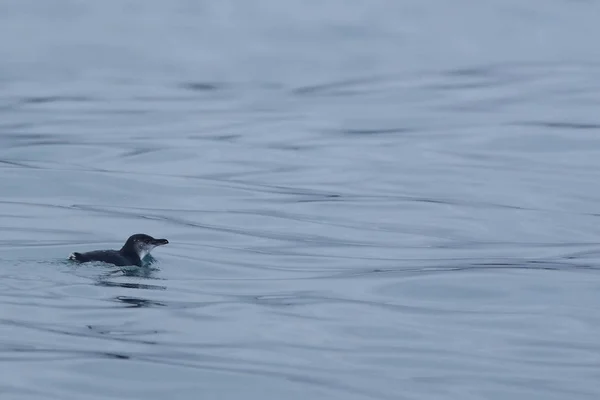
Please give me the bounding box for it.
[69,233,169,267]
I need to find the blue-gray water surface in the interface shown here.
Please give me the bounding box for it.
[1,1,600,399]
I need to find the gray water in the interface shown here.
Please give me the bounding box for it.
[1,1,600,399]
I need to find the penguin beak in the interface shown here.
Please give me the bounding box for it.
[153,238,169,246]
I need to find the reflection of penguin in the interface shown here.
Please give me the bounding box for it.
[69,234,168,267]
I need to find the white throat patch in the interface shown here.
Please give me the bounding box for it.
[135,244,156,261]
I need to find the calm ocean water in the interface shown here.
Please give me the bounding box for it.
[1,1,600,399]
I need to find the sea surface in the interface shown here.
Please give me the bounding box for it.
[1,1,600,399]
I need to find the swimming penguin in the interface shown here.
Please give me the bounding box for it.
[69,233,169,267]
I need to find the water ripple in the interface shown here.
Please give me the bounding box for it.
[2,2,600,399]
